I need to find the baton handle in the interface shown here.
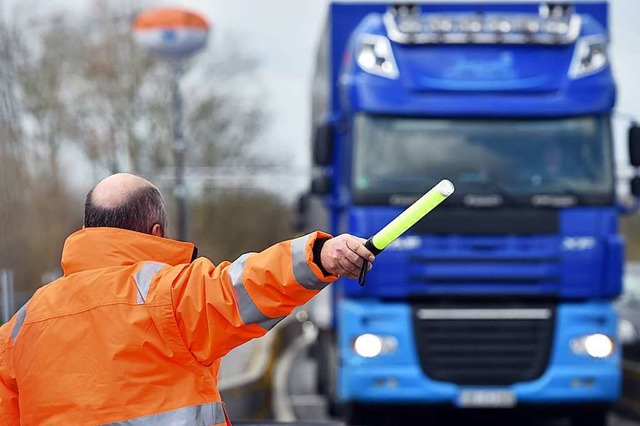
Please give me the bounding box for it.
[358,239,382,287]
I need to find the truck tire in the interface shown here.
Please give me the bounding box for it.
[315,329,341,416]
[315,329,330,395]
[568,408,608,426]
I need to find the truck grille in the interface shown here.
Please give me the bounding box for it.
[412,303,554,385]
[407,235,561,290]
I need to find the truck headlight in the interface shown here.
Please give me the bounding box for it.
[571,333,614,358]
[356,35,399,80]
[353,333,398,358]
[569,35,608,79]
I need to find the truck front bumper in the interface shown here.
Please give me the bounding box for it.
[338,300,621,406]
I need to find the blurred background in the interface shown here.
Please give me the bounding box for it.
[2,1,640,425]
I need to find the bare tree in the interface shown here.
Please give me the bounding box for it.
[0,15,31,278]
[68,0,173,177]
[0,0,292,299]
[16,14,83,187]
[185,37,269,168]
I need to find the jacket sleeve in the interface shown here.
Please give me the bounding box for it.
[0,324,20,425]
[170,231,338,365]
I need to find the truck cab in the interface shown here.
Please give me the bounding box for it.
[302,2,640,425]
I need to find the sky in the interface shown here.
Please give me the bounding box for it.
[6,0,640,199]
[154,0,330,199]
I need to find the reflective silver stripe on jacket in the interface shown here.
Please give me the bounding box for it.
[291,234,328,290]
[258,316,283,330]
[134,262,166,304]
[11,303,27,343]
[102,401,225,425]
[228,253,284,331]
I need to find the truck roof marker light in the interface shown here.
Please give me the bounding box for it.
[524,19,541,34]
[458,18,483,34]
[569,35,608,79]
[544,20,570,35]
[431,18,454,34]
[540,3,575,21]
[484,17,513,35]
[397,15,423,35]
[384,10,581,45]
[356,34,399,80]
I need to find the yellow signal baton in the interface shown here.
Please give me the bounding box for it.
[358,179,455,287]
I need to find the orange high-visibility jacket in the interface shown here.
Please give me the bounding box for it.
[0,227,336,425]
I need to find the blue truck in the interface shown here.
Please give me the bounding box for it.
[299,1,640,425]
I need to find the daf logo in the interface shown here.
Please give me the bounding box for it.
[562,237,596,251]
[463,194,503,207]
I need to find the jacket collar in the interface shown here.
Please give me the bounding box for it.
[61,227,197,276]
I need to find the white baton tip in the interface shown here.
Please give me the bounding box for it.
[437,179,455,197]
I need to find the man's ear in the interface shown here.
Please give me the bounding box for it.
[151,223,164,238]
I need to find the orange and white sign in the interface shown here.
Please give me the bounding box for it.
[134,7,210,59]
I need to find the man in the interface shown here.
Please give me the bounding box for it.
[0,173,375,425]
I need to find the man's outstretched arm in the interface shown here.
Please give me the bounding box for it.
[169,231,375,365]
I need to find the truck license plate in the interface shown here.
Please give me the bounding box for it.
[458,390,517,408]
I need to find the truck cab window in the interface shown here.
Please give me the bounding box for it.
[353,115,613,206]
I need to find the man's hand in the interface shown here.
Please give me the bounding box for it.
[320,234,376,279]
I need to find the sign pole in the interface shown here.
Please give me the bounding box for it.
[133,7,210,241]
[172,61,187,241]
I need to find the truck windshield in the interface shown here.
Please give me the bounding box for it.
[353,115,614,206]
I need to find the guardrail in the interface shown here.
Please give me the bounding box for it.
[220,314,300,421]
[272,317,319,422]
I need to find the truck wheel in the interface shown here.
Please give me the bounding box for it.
[315,329,330,395]
[568,408,608,426]
[315,329,341,416]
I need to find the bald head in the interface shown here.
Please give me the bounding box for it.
[91,173,155,209]
[84,173,168,236]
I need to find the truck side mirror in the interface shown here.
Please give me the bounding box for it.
[631,177,640,198]
[293,193,309,233]
[311,175,331,195]
[313,122,334,166]
[629,124,640,167]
